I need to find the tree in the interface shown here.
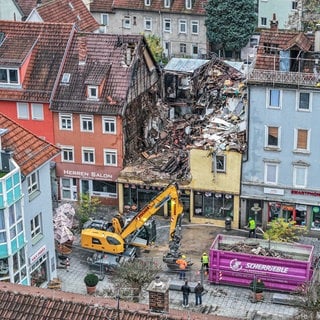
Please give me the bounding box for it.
[205,0,257,58]
[76,193,101,228]
[263,218,307,243]
[144,34,165,64]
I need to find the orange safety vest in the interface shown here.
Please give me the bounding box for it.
[176,259,187,270]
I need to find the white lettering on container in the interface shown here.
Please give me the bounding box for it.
[246,263,289,274]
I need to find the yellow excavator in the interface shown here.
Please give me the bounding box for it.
[81,182,184,257]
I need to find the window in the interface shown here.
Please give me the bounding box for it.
[93,180,117,197]
[31,104,44,120]
[0,68,19,84]
[192,45,198,56]
[145,0,151,5]
[265,126,280,148]
[191,21,199,34]
[298,92,310,111]
[293,165,307,188]
[82,148,95,164]
[164,0,170,8]
[268,89,281,108]
[179,20,187,33]
[292,0,298,10]
[27,172,39,196]
[185,0,191,9]
[295,128,309,152]
[80,115,94,132]
[102,117,116,134]
[163,19,171,33]
[104,149,117,166]
[30,214,42,240]
[61,178,77,200]
[17,103,29,119]
[123,16,131,29]
[87,86,98,99]
[59,113,73,130]
[261,17,267,26]
[61,73,70,84]
[144,17,152,31]
[215,155,226,172]
[264,162,278,184]
[180,43,187,54]
[61,146,74,162]
[101,13,109,25]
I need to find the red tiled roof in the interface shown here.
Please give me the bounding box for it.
[0,113,60,176]
[255,29,315,71]
[0,20,75,103]
[35,0,100,32]
[15,0,38,18]
[90,0,207,15]
[50,33,156,114]
[0,282,235,320]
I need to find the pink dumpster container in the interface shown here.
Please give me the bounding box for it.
[209,234,314,292]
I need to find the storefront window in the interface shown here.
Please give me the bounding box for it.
[30,255,47,287]
[0,258,9,278]
[311,206,320,230]
[247,200,263,225]
[268,202,280,221]
[194,191,233,220]
[92,180,116,197]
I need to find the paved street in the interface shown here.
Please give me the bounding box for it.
[56,220,308,319]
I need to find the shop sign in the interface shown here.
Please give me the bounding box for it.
[30,245,46,264]
[292,190,320,197]
[296,205,307,211]
[264,187,284,195]
[63,170,112,180]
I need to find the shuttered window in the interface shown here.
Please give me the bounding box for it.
[267,126,279,146]
[297,129,308,150]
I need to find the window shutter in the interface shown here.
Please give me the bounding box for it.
[297,129,307,149]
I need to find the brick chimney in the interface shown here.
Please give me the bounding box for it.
[270,13,278,31]
[78,36,87,65]
[147,277,169,313]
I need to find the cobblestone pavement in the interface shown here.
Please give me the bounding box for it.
[56,217,312,320]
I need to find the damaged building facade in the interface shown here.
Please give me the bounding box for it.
[118,57,247,228]
[241,20,320,231]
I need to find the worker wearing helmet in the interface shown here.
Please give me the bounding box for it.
[176,255,188,280]
[248,217,256,238]
[201,252,209,275]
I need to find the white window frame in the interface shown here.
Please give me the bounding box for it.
[27,171,39,196]
[264,162,278,185]
[267,88,282,109]
[17,102,29,119]
[164,0,170,8]
[61,146,74,162]
[297,91,311,111]
[104,149,117,166]
[61,73,70,84]
[102,116,116,134]
[180,43,187,54]
[59,113,73,130]
[261,17,267,26]
[101,13,109,26]
[294,128,310,152]
[292,0,298,10]
[265,125,281,148]
[179,20,187,33]
[0,68,19,85]
[163,18,171,33]
[192,44,199,56]
[30,213,42,240]
[87,85,98,100]
[80,114,94,132]
[31,104,44,120]
[60,178,77,201]
[293,165,307,188]
[144,17,152,31]
[191,20,199,34]
[185,0,192,9]
[82,147,95,164]
[145,0,151,5]
[123,16,131,29]
[215,155,226,173]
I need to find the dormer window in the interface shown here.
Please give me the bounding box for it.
[0,68,19,85]
[145,0,151,6]
[185,0,192,9]
[88,85,98,99]
[164,0,170,8]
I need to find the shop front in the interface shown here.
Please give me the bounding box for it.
[29,245,48,287]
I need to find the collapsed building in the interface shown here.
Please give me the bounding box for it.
[118,56,248,228]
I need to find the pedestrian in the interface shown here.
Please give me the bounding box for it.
[194,281,204,306]
[181,280,191,307]
[176,255,188,280]
[248,217,256,238]
[201,252,209,275]
[249,277,265,302]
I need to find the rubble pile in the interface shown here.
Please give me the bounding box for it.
[124,57,248,184]
[219,242,290,259]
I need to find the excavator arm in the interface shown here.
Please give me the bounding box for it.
[120,182,184,242]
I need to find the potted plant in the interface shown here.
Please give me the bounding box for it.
[84,273,99,294]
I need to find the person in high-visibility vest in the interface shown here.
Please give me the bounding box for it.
[201,252,209,275]
[248,217,256,238]
[176,255,188,280]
